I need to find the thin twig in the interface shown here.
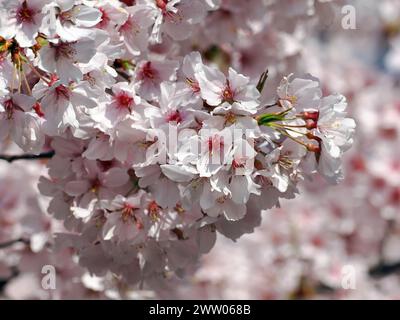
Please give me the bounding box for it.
[0,150,55,163]
[264,102,278,109]
[116,70,131,81]
[369,261,400,278]
[256,69,269,93]
[368,219,397,278]
[0,238,29,249]
[377,219,395,264]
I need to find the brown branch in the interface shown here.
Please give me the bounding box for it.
[0,238,29,249]
[369,219,398,278]
[0,150,55,163]
[369,261,400,278]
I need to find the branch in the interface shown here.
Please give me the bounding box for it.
[116,70,131,81]
[369,261,400,278]
[256,69,269,93]
[0,151,55,163]
[369,220,397,278]
[0,238,29,249]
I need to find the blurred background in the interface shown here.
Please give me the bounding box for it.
[1,0,400,299]
[172,0,400,299]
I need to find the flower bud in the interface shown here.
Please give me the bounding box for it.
[301,110,319,122]
[305,119,317,130]
[307,143,320,153]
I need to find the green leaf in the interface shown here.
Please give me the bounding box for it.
[257,108,292,126]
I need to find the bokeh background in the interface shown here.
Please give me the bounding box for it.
[1,0,400,299]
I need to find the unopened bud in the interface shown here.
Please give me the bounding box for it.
[305,119,317,130]
[306,132,322,142]
[301,111,319,122]
[307,143,320,153]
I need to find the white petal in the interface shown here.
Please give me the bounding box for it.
[101,167,129,188]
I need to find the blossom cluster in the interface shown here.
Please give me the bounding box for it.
[170,0,400,300]
[0,0,355,288]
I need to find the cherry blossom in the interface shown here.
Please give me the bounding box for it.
[0,0,370,299]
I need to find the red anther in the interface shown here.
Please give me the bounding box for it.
[232,158,245,169]
[222,81,234,103]
[166,110,182,123]
[186,78,200,93]
[49,74,59,86]
[148,200,161,220]
[33,102,45,118]
[55,84,70,99]
[305,119,317,130]
[302,110,319,122]
[174,203,185,214]
[122,203,135,215]
[156,0,168,10]
[4,99,14,119]
[121,203,140,223]
[116,92,133,109]
[307,143,320,153]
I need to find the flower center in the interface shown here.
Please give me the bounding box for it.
[186,78,200,93]
[140,61,157,80]
[115,92,134,110]
[121,203,138,223]
[16,1,34,23]
[174,203,185,214]
[55,85,70,100]
[83,73,96,86]
[232,158,245,169]
[207,135,224,153]
[224,112,236,125]
[120,17,140,34]
[166,110,182,123]
[148,201,161,221]
[90,178,102,193]
[59,10,73,23]
[97,8,110,29]
[4,99,15,119]
[53,42,76,61]
[216,196,227,204]
[222,82,235,103]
